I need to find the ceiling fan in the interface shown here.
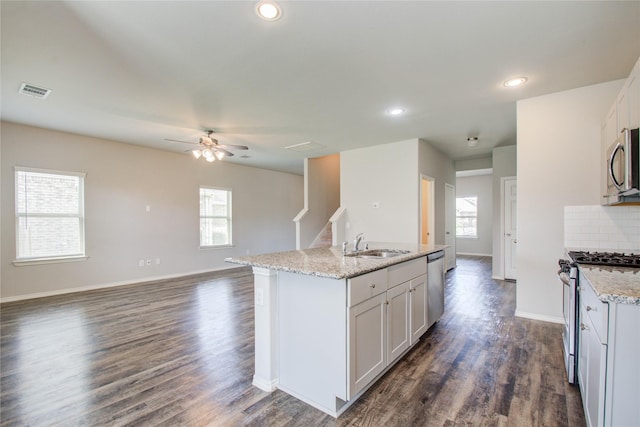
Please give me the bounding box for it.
[165,130,248,162]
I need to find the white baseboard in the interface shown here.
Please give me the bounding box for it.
[456,252,492,257]
[515,310,564,325]
[0,265,248,303]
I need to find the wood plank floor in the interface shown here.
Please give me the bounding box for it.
[1,256,585,426]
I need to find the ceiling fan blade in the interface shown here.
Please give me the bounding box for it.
[218,143,249,150]
[165,138,200,145]
[213,147,234,157]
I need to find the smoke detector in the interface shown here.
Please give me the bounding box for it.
[467,137,479,147]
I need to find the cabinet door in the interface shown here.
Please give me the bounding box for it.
[387,282,410,363]
[410,274,427,343]
[579,306,607,427]
[627,60,639,129]
[349,293,387,398]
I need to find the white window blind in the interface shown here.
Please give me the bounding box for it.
[200,187,232,247]
[456,196,478,238]
[15,167,85,261]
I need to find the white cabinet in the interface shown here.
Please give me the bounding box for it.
[578,285,607,427]
[578,271,640,427]
[387,281,410,362]
[600,56,640,204]
[349,292,387,397]
[349,257,428,398]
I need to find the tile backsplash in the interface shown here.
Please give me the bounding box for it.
[564,205,640,251]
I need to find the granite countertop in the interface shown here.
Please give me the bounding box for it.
[578,264,640,306]
[226,242,448,280]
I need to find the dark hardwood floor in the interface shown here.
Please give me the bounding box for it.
[1,256,585,426]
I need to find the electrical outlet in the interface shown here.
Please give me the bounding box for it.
[155,258,160,265]
[139,259,145,267]
[255,288,264,306]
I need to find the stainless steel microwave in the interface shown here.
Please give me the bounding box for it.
[604,128,640,205]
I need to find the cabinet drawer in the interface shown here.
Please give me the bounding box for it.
[580,276,609,344]
[388,257,426,287]
[348,269,388,307]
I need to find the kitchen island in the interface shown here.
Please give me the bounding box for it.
[226,243,447,417]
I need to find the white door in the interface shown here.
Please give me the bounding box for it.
[503,178,517,280]
[444,183,456,271]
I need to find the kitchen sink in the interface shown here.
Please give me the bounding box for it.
[345,249,411,259]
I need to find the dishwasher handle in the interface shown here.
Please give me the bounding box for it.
[427,251,445,262]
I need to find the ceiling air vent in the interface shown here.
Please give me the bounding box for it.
[19,82,52,99]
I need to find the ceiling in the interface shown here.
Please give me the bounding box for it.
[2,1,639,175]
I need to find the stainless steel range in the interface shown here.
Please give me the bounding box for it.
[557,250,640,384]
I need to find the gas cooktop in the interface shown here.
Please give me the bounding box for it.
[568,251,640,268]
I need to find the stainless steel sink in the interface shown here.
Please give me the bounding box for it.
[345,249,411,259]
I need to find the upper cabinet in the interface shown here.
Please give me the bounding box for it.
[616,59,639,132]
[600,57,640,204]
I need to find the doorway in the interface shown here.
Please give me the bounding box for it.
[444,183,456,271]
[420,175,435,245]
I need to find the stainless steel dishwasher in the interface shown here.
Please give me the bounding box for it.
[427,251,445,328]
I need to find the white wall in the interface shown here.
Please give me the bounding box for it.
[1,122,303,300]
[492,145,516,278]
[340,139,418,244]
[340,138,455,248]
[456,174,492,256]
[516,79,624,322]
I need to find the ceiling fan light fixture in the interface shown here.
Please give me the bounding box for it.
[192,149,202,159]
[205,156,215,163]
[256,1,282,21]
[202,148,214,159]
[215,151,226,160]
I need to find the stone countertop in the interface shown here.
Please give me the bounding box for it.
[578,264,640,306]
[225,243,448,280]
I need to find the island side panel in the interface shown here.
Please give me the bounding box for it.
[252,267,279,391]
[277,272,348,416]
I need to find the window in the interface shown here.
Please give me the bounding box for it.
[200,187,232,247]
[456,196,477,238]
[15,167,86,262]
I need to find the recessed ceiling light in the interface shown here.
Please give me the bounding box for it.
[388,107,405,116]
[504,77,528,88]
[256,1,282,21]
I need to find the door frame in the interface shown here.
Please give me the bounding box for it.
[419,174,435,246]
[500,176,517,280]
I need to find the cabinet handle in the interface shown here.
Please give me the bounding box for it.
[580,323,589,331]
[586,305,596,312]
[370,283,375,289]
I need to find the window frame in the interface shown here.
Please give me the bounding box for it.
[14,166,87,266]
[455,195,478,239]
[199,186,233,249]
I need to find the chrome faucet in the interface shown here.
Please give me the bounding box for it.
[354,233,364,251]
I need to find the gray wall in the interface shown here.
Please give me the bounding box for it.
[456,174,493,256]
[1,121,303,300]
[491,145,517,277]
